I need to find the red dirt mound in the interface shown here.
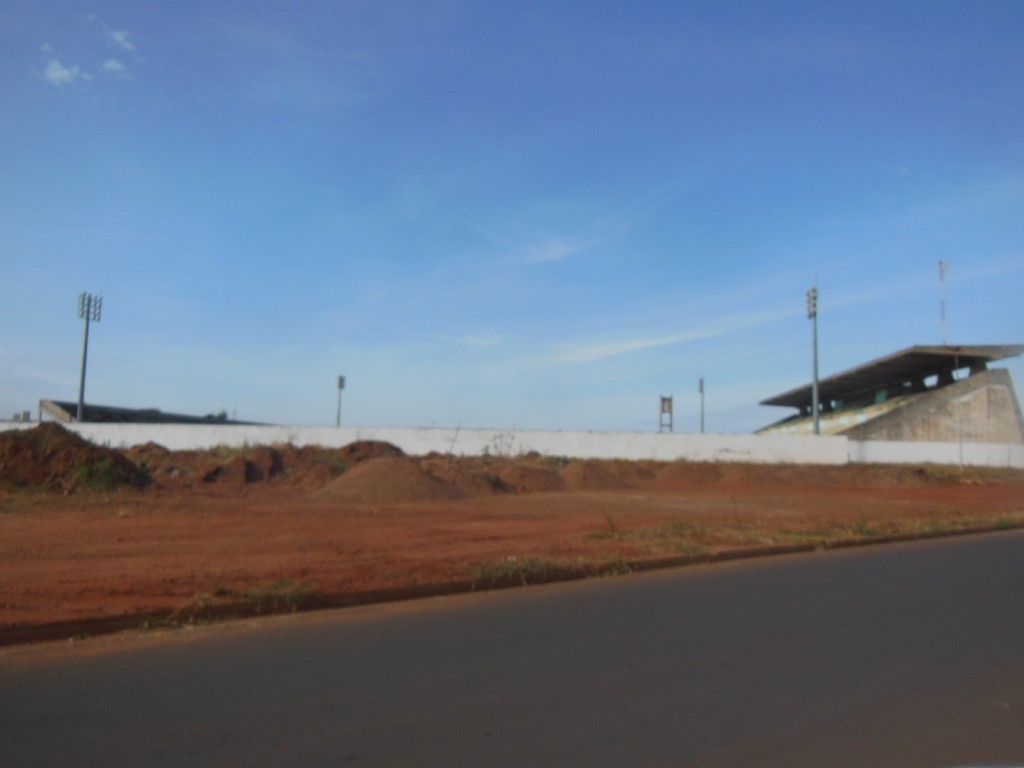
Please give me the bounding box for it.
[202,447,284,485]
[560,460,633,491]
[114,442,402,490]
[419,454,507,496]
[203,456,258,484]
[0,423,148,492]
[494,461,565,493]
[315,456,465,504]
[272,445,344,489]
[650,461,997,489]
[123,441,170,463]
[653,461,724,487]
[338,440,405,465]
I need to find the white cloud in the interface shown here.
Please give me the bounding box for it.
[552,309,796,366]
[461,335,502,347]
[102,59,128,76]
[43,59,90,86]
[111,29,135,51]
[560,334,697,364]
[525,238,586,263]
[955,255,1024,281]
[485,188,676,267]
[416,332,503,348]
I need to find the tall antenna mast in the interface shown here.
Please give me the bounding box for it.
[938,260,948,344]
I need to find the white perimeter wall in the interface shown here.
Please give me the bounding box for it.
[847,439,1024,468]
[2,422,1021,467]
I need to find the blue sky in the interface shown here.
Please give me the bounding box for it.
[2,1,1022,432]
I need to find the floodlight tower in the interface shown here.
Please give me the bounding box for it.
[76,292,102,422]
[698,377,705,434]
[336,375,345,427]
[806,285,820,435]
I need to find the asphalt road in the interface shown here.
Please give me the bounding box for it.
[3,531,1023,767]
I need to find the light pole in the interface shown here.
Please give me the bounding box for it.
[336,375,345,427]
[806,285,820,435]
[76,292,102,422]
[699,377,705,434]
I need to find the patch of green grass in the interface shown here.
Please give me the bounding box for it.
[465,554,636,588]
[778,513,1024,543]
[598,559,633,577]
[915,515,997,535]
[75,458,116,489]
[615,522,711,555]
[774,528,832,545]
[587,519,721,555]
[202,443,252,462]
[314,454,350,477]
[847,521,882,538]
[167,580,321,625]
[136,619,170,633]
[652,522,710,554]
[246,580,319,613]
[465,556,568,586]
[921,519,951,534]
[74,458,149,491]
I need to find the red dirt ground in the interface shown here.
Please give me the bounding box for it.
[2,424,1022,645]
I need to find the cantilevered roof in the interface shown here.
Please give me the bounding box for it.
[760,344,1024,410]
[40,399,264,425]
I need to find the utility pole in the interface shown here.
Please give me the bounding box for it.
[699,377,705,434]
[336,375,345,427]
[806,285,820,435]
[76,292,102,422]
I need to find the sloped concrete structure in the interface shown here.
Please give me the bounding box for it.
[759,345,1024,444]
[842,368,1023,443]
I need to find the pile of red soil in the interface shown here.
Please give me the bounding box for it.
[123,445,279,487]
[560,460,634,491]
[0,424,149,492]
[7,426,1002,503]
[122,441,405,489]
[493,461,565,493]
[337,440,405,465]
[316,456,466,504]
[418,454,509,496]
[421,454,571,495]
